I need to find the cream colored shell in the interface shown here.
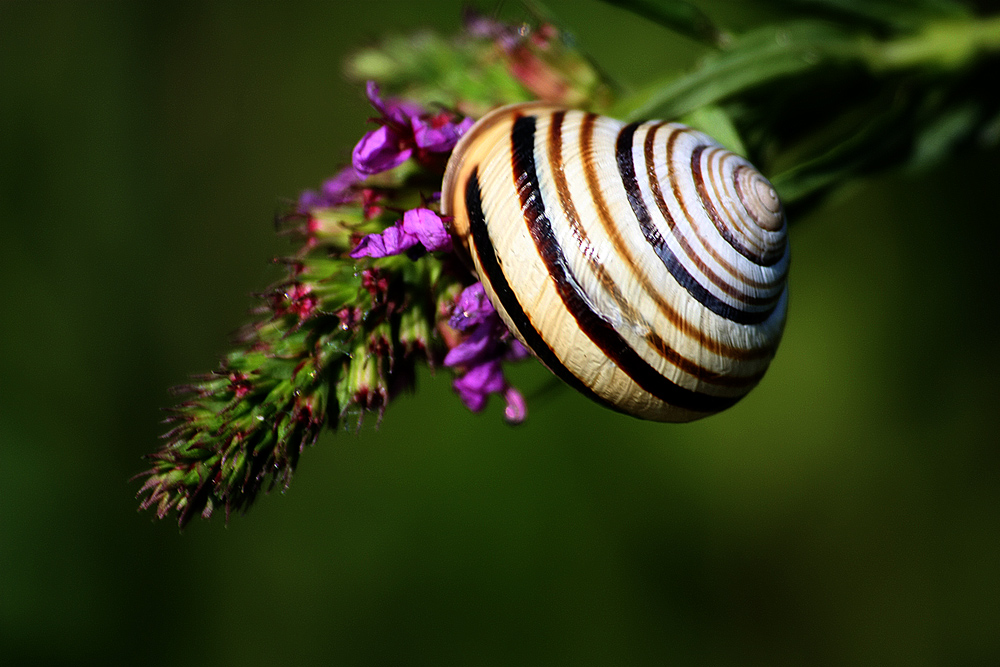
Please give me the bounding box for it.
[442,103,789,422]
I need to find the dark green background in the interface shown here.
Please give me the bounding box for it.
[2,2,998,665]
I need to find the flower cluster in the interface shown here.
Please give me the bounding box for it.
[347,211,528,422]
[350,207,452,258]
[332,82,529,421]
[445,283,528,423]
[353,81,473,176]
[140,2,1000,527]
[139,12,620,525]
[296,166,360,213]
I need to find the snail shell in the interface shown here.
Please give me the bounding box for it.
[441,103,788,422]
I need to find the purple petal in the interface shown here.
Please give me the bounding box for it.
[453,360,505,411]
[443,320,498,367]
[298,166,361,212]
[385,99,426,126]
[365,80,424,126]
[297,189,326,213]
[449,282,495,331]
[411,116,475,152]
[502,386,527,424]
[364,80,390,117]
[350,208,452,261]
[463,10,523,50]
[321,166,361,199]
[350,225,418,259]
[505,339,531,362]
[466,361,506,394]
[453,379,488,412]
[352,126,412,176]
[401,208,452,252]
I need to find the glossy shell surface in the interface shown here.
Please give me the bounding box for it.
[441,103,789,421]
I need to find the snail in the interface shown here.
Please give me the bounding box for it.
[441,103,789,422]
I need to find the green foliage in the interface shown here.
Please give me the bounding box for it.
[138,0,1000,525]
[138,175,462,526]
[602,0,1000,211]
[772,0,970,29]
[597,0,728,46]
[347,31,538,113]
[347,12,616,115]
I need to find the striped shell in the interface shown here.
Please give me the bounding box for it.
[441,103,789,422]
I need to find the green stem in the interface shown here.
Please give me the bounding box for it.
[865,14,1000,71]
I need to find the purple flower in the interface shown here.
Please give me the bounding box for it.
[349,225,416,259]
[463,9,524,50]
[449,282,494,331]
[401,207,451,252]
[411,114,474,152]
[352,81,476,177]
[350,208,452,259]
[502,385,527,423]
[353,125,413,176]
[444,283,528,423]
[365,80,423,125]
[450,353,528,424]
[352,82,423,176]
[298,166,361,212]
[443,319,497,366]
[453,360,505,411]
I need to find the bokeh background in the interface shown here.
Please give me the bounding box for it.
[2,1,998,665]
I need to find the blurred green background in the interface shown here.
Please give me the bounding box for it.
[2,1,998,665]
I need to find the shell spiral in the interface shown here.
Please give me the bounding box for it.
[441,103,789,422]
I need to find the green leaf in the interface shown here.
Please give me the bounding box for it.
[863,15,1000,71]
[909,101,981,170]
[612,20,865,121]
[768,100,911,206]
[767,0,970,30]
[678,105,747,156]
[979,105,1000,147]
[347,32,535,111]
[596,0,727,47]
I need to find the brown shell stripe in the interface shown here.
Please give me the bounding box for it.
[699,148,760,254]
[615,122,780,324]
[732,165,780,232]
[545,112,767,387]
[508,114,740,413]
[463,169,620,414]
[556,117,774,363]
[652,129,787,292]
[638,125,778,303]
[661,129,788,293]
[702,148,766,258]
[691,145,785,266]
